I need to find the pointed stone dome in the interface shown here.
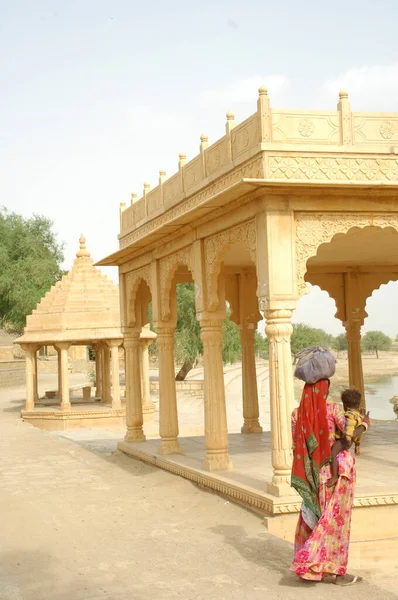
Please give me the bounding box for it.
[17,235,122,345]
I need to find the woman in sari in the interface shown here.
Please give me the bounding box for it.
[290,379,369,586]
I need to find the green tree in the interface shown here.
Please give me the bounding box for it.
[361,330,392,358]
[0,208,64,332]
[222,314,241,364]
[332,333,348,356]
[254,331,269,359]
[174,283,203,380]
[173,283,244,379]
[290,323,333,362]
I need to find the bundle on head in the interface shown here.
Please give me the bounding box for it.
[294,346,336,385]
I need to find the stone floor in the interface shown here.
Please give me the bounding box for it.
[120,421,398,494]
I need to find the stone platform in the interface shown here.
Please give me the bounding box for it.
[23,390,155,431]
[22,403,127,431]
[119,421,398,546]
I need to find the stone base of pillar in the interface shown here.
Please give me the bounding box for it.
[60,402,71,412]
[265,475,294,498]
[125,428,146,442]
[203,450,232,472]
[241,419,263,434]
[159,438,183,455]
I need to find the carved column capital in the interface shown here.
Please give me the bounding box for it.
[240,325,256,344]
[200,319,223,347]
[20,343,34,355]
[123,332,141,348]
[344,307,365,333]
[156,326,175,337]
[54,342,71,352]
[264,309,293,341]
[106,338,123,348]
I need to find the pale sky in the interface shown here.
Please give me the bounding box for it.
[2,1,398,336]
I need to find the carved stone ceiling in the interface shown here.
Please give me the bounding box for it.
[307,226,398,267]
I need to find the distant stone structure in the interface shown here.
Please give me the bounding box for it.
[16,235,155,430]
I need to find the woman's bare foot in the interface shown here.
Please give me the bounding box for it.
[327,475,339,488]
[335,574,363,586]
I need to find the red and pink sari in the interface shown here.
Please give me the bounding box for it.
[290,381,356,581]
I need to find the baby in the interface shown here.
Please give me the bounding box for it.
[327,388,365,488]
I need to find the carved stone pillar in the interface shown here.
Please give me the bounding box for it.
[102,344,111,403]
[95,344,103,399]
[55,343,71,411]
[22,345,35,411]
[108,340,122,410]
[240,325,263,434]
[140,339,155,418]
[57,347,62,403]
[264,309,294,496]
[124,332,145,442]
[157,327,182,454]
[32,346,39,402]
[200,319,232,471]
[344,319,365,408]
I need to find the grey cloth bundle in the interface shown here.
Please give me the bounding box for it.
[294,346,336,384]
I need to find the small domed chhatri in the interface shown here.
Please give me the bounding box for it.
[16,235,155,430]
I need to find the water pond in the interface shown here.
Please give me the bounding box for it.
[364,375,398,421]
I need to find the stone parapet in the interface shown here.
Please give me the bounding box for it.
[113,88,398,253]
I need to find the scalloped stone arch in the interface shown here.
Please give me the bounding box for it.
[159,247,195,320]
[296,213,398,297]
[363,275,398,319]
[125,265,152,326]
[297,281,342,321]
[205,220,257,310]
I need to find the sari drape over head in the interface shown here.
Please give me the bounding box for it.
[291,379,331,520]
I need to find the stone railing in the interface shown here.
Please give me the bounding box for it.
[119,88,398,240]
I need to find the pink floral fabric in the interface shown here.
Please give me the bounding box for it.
[290,402,356,581]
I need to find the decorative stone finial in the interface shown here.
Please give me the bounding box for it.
[159,169,167,176]
[143,181,151,190]
[339,89,349,99]
[258,86,268,96]
[131,192,138,204]
[76,234,90,258]
[200,133,208,143]
[179,152,187,161]
[226,110,235,121]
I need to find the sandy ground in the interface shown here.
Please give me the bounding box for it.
[0,375,397,599]
[334,351,398,383]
